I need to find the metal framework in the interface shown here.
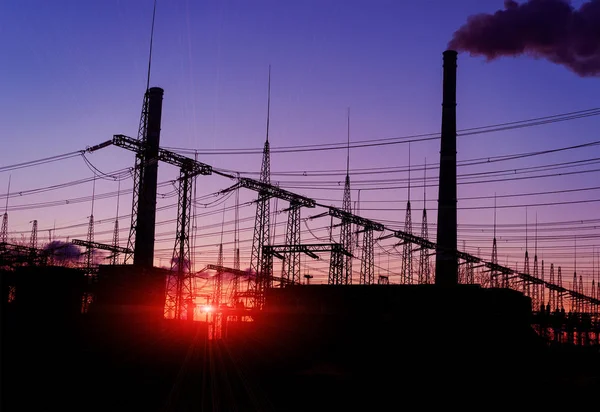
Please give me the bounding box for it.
[359,227,374,285]
[264,243,351,286]
[1,176,10,244]
[311,207,383,285]
[124,92,149,264]
[73,238,129,313]
[249,143,270,310]
[29,220,37,250]
[233,187,241,305]
[340,175,353,285]
[213,243,224,339]
[71,239,132,256]
[165,170,194,320]
[0,242,45,266]
[418,207,431,285]
[222,176,316,308]
[88,134,213,320]
[85,131,600,314]
[0,213,6,244]
[85,214,95,280]
[281,203,301,285]
[401,199,413,284]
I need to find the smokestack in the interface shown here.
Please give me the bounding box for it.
[435,50,458,286]
[134,86,164,268]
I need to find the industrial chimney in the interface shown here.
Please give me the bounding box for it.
[134,87,164,268]
[435,50,458,286]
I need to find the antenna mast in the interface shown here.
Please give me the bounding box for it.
[346,107,350,176]
[146,0,157,92]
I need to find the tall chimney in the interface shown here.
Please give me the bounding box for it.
[435,50,458,286]
[134,86,164,267]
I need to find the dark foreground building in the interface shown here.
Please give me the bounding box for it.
[2,265,599,410]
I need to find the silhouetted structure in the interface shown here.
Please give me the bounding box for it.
[435,50,458,286]
[133,87,163,268]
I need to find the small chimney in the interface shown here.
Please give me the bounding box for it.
[435,50,458,286]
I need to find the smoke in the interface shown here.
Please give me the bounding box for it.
[44,241,82,265]
[448,0,600,76]
[170,256,191,272]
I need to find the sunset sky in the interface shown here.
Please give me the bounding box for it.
[1,0,598,293]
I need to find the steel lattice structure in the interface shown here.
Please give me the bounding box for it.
[359,227,374,285]
[418,209,431,285]
[265,243,350,285]
[124,91,149,264]
[401,200,413,284]
[339,174,353,285]
[223,175,316,307]
[281,203,301,285]
[165,170,194,319]
[249,137,271,310]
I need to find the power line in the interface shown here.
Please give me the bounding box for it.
[164,108,600,155]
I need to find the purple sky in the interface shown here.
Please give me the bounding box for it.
[1,0,598,289]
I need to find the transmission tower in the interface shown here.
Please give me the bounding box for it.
[460,240,474,284]
[572,272,578,313]
[418,158,431,284]
[27,220,38,263]
[401,144,413,284]
[522,208,530,298]
[532,214,539,310]
[356,186,374,285]
[282,202,301,285]
[166,169,194,320]
[557,266,564,310]
[250,65,272,309]
[359,226,374,285]
[215,248,223,305]
[1,176,10,243]
[579,275,584,315]
[491,194,500,287]
[309,206,380,285]
[29,220,37,250]
[215,206,225,309]
[574,238,578,312]
[549,263,555,310]
[214,241,224,339]
[338,108,353,285]
[85,178,96,278]
[111,179,121,265]
[541,260,545,310]
[232,185,241,305]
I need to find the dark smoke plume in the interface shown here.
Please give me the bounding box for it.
[448,0,600,76]
[44,240,82,265]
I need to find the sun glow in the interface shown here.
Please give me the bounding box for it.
[200,305,213,313]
